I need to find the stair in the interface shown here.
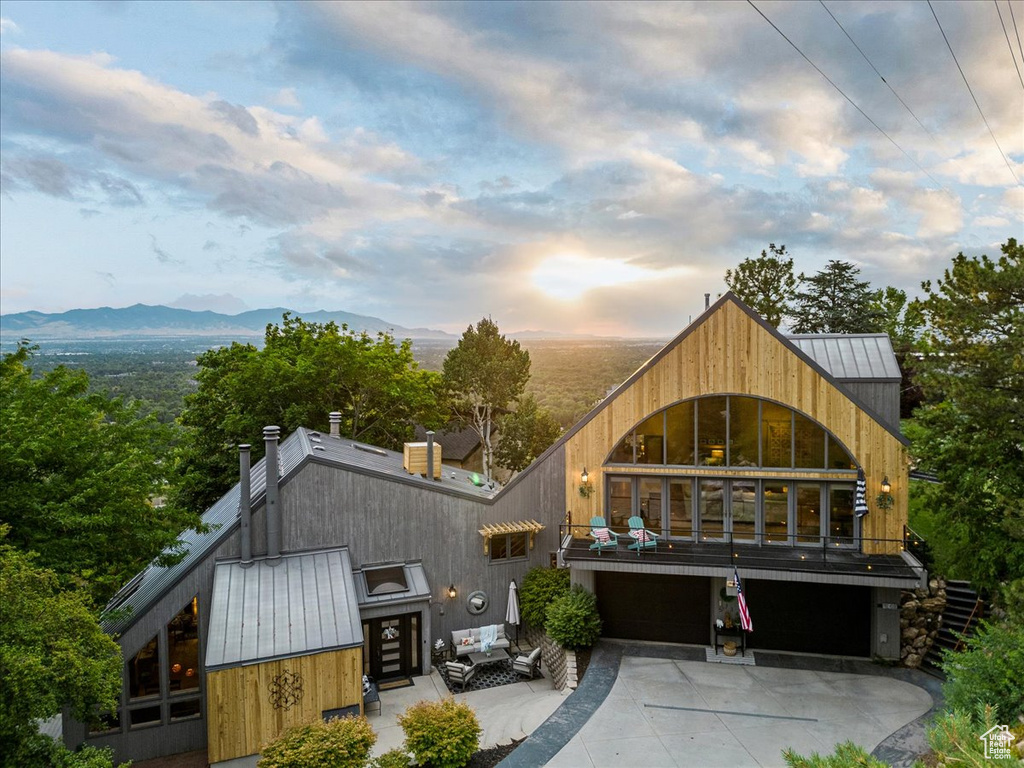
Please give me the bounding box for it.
[922,580,985,676]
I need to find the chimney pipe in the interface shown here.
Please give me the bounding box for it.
[704,293,711,310]
[426,430,435,480]
[239,444,253,568]
[264,426,282,563]
[329,411,342,439]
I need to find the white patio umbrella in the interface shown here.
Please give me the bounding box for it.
[505,580,521,647]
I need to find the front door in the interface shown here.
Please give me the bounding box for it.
[363,614,419,682]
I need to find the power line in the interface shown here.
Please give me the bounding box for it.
[994,0,1024,90]
[927,0,1021,186]
[745,0,951,195]
[819,1,951,145]
[1009,0,1024,68]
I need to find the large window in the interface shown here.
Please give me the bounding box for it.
[609,396,855,471]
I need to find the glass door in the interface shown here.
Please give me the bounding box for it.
[730,480,757,542]
[363,614,418,682]
[698,479,726,541]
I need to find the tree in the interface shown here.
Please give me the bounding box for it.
[724,243,796,327]
[790,260,883,334]
[0,344,200,605]
[494,395,562,474]
[442,318,531,481]
[172,314,444,512]
[909,239,1023,605]
[869,286,925,417]
[0,532,122,766]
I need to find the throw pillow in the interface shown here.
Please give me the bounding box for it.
[593,527,611,542]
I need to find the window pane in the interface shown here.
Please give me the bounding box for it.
[762,402,792,467]
[636,413,664,465]
[169,699,201,721]
[129,705,161,728]
[699,479,725,539]
[608,478,632,532]
[731,480,756,541]
[697,397,728,466]
[796,483,822,543]
[410,614,419,668]
[668,480,693,538]
[167,599,200,694]
[491,535,509,561]
[129,635,159,700]
[729,397,760,467]
[829,484,855,544]
[763,482,790,544]
[827,435,856,470]
[509,532,527,559]
[665,401,695,465]
[638,478,662,532]
[609,432,635,463]
[794,414,826,468]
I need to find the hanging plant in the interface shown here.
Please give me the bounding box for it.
[719,586,736,603]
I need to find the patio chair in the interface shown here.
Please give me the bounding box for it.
[512,647,542,679]
[589,516,620,555]
[627,515,659,556]
[445,660,478,692]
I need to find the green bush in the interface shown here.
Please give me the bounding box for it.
[257,716,376,768]
[519,566,569,629]
[781,740,887,767]
[925,705,1022,767]
[398,698,480,768]
[941,620,1024,720]
[545,585,602,649]
[367,747,411,768]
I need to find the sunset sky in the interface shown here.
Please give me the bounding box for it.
[1,1,1021,337]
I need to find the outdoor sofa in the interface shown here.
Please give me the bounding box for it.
[450,624,511,658]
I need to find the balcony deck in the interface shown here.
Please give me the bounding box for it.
[559,528,924,587]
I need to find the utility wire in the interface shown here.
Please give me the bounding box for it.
[927,0,1021,186]
[1009,0,1024,68]
[994,0,1024,90]
[746,0,950,195]
[819,1,952,146]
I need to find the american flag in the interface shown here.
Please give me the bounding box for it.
[854,470,870,518]
[734,567,753,632]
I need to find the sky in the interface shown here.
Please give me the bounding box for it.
[1,1,1022,337]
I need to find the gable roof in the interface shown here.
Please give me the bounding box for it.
[413,424,487,462]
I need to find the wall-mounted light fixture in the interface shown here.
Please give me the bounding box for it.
[578,467,594,499]
[447,583,458,600]
[876,475,894,510]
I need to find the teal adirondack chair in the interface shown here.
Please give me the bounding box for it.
[588,516,619,555]
[627,515,659,555]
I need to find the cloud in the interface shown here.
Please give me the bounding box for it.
[168,293,249,313]
[150,235,183,265]
[0,17,20,35]
[0,154,144,205]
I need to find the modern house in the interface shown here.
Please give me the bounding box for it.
[66,293,924,764]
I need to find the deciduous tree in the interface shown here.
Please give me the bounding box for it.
[790,260,883,334]
[724,243,796,327]
[442,318,531,482]
[494,395,562,474]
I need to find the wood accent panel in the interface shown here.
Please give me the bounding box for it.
[206,647,362,763]
[564,301,908,554]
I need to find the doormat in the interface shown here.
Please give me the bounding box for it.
[377,677,414,691]
[705,647,756,665]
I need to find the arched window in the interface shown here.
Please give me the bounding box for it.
[606,396,855,470]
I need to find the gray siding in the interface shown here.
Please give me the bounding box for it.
[840,381,900,430]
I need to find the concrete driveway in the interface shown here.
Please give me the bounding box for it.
[544,656,933,768]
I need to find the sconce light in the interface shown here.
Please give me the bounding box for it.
[578,467,594,499]
[171,663,182,674]
[876,475,894,510]
[447,583,458,600]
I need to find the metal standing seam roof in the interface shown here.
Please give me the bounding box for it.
[787,334,901,381]
[204,547,363,670]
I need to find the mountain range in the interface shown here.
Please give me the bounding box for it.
[0,304,454,340]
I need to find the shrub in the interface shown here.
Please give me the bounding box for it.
[926,705,1022,767]
[941,620,1024,720]
[398,698,480,768]
[519,566,569,629]
[781,740,887,767]
[545,585,601,649]
[368,748,411,768]
[257,716,376,768]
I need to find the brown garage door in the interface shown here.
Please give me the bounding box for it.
[745,580,871,656]
[596,572,710,644]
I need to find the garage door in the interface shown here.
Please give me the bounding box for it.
[745,580,870,656]
[596,572,710,644]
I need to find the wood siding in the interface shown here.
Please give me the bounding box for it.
[563,301,908,554]
[206,647,362,764]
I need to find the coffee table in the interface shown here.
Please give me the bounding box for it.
[467,648,510,667]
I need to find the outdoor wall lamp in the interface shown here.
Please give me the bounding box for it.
[578,467,595,499]
[447,583,458,599]
[876,476,894,510]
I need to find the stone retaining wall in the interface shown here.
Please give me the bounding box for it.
[901,577,946,668]
[525,626,578,691]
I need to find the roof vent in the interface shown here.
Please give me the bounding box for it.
[314,445,326,451]
[310,436,322,443]
[353,443,387,457]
